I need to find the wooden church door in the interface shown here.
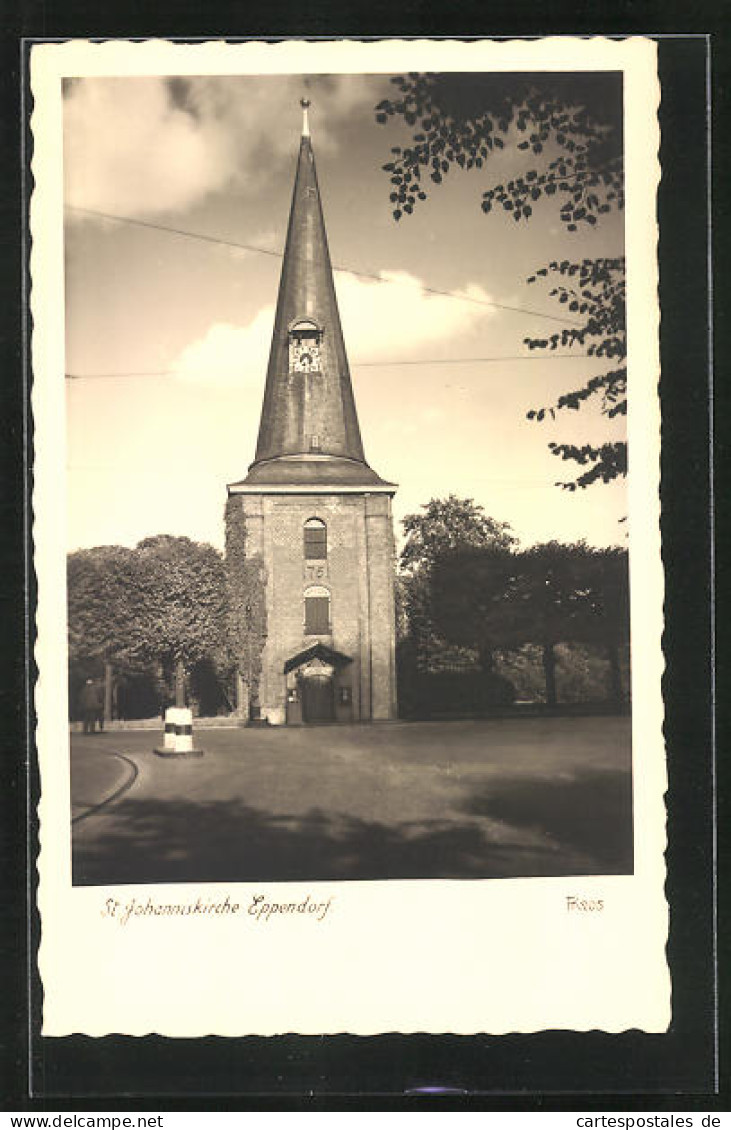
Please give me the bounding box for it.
[302,674,335,723]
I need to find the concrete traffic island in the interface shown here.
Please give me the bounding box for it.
[154,707,204,758]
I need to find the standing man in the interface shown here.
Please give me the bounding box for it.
[79,678,104,734]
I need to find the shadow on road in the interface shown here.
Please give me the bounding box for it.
[73,771,632,886]
[462,766,633,874]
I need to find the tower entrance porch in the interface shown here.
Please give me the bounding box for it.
[301,671,335,723]
[284,643,353,725]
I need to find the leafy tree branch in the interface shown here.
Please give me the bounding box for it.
[375,72,623,227]
[375,73,627,491]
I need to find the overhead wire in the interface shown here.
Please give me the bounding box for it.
[65,353,597,380]
[65,204,582,327]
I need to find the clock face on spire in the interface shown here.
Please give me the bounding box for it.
[289,319,322,374]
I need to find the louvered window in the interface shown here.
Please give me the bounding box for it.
[304,586,330,634]
[304,518,327,560]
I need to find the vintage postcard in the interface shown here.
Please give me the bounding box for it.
[31,37,667,1037]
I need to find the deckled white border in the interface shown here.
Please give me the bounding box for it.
[31,37,667,1037]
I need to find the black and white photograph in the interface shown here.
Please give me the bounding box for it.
[32,38,667,1038]
[63,67,632,886]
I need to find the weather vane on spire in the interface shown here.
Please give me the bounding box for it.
[300,97,311,138]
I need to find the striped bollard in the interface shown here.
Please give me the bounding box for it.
[175,707,198,755]
[154,706,203,758]
[162,707,179,752]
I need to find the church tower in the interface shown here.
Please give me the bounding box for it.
[226,101,397,725]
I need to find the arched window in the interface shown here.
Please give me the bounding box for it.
[304,585,330,635]
[304,517,327,560]
[290,318,320,333]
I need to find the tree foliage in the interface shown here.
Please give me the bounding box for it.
[428,539,629,704]
[399,496,516,676]
[375,73,626,490]
[135,535,228,675]
[67,545,153,665]
[397,498,629,707]
[375,72,623,228]
[224,495,268,705]
[517,541,599,659]
[400,494,515,574]
[524,257,626,488]
[67,536,228,687]
[431,545,523,662]
[518,541,629,702]
[578,546,630,651]
[572,545,630,702]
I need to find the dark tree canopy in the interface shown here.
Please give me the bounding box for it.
[518,540,600,646]
[432,540,600,655]
[431,544,523,658]
[375,73,626,491]
[398,496,516,678]
[572,545,630,651]
[428,538,629,704]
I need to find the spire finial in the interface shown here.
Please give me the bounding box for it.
[300,97,311,138]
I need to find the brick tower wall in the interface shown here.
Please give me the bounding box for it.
[235,491,397,724]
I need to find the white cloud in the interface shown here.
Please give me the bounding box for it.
[172,307,275,388]
[169,270,495,387]
[335,270,495,362]
[64,79,235,218]
[63,74,384,219]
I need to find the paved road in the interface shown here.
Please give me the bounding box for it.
[71,716,632,886]
[71,737,138,822]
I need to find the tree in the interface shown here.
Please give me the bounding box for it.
[67,545,155,719]
[431,539,630,706]
[400,494,515,573]
[515,541,602,706]
[429,539,601,705]
[67,545,147,665]
[399,495,516,675]
[68,536,230,715]
[430,545,523,672]
[375,73,626,489]
[524,256,626,489]
[514,540,631,705]
[375,73,623,227]
[573,546,630,702]
[135,535,228,707]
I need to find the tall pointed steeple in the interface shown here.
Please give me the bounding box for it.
[237,100,393,489]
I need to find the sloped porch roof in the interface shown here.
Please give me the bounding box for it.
[283,642,353,675]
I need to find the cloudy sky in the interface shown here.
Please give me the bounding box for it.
[63,72,626,553]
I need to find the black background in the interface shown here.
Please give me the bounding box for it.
[0,5,724,1110]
